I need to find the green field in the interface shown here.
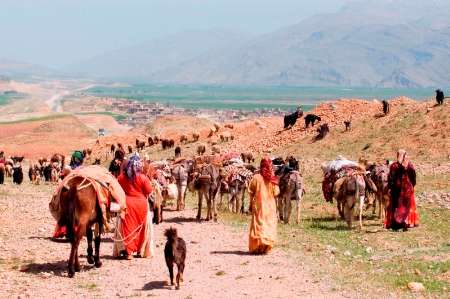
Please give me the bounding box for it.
[86,85,433,111]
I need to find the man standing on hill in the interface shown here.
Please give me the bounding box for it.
[385,150,419,231]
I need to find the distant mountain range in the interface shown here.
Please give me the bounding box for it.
[2,0,450,88]
[0,59,55,79]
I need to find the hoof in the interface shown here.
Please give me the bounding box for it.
[87,256,95,265]
[74,265,81,272]
[95,260,103,268]
[175,285,180,290]
[68,271,75,278]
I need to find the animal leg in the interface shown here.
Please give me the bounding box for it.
[240,189,246,214]
[94,234,102,268]
[86,227,95,265]
[74,246,81,273]
[284,197,291,224]
[206,192,212,221]
[168,263,174,286]
[344,197,353,229]
[196,192,202,220]
[277,197,284,222]
[296,199,301,224]
[359,195,365,230]
[68,238,80,277]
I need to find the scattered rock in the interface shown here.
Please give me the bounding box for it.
[407,282,425,292]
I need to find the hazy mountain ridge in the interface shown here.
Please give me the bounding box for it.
[148,0,450,87]
[2,0,450,87]
[66,30,253,81]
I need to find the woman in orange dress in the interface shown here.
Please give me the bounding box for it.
[248,157,279,254]
[113,154,154,259]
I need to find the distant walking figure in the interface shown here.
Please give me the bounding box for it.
[382,100,390,115]
[435,89,445,106]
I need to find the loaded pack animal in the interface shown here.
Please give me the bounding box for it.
[275,157,305,224]
[305,114,321,128]
[11,156,24,185]
[283,109,304,129]
[171,160,194,211]
[382,100,390,115]
[164,227,186,290]
[333,168,377,229]
[315,123,330,141]
[188,163,222,221]
[224,165,253,214]
[56,176,105,277]
[368,163,390,223]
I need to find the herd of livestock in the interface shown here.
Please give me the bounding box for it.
[0,132,390,231]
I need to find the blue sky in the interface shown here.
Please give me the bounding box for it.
[0,0,350,67]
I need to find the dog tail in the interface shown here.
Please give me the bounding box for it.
[164,227,178,242]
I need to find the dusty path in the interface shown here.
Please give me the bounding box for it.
[0,183,343,299]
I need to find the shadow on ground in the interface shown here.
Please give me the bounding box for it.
[142,280,168,290]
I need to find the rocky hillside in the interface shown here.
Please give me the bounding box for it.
[0,115,96,158]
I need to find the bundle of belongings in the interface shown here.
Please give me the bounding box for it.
[273,157,301,194]
[194,154,223,166]
[321,156,365,202]
[221,158,254,188]
[150,160,178,200]
[49,165,126,232]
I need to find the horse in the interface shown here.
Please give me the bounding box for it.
[58,176,105,277]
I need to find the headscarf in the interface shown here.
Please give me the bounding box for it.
[125,153,142,180]
[397,149,409,168]
[70,150,84,170]
[260,157,278,185]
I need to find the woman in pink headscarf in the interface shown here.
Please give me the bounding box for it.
[247,157,279,254]
[385,149,419,231]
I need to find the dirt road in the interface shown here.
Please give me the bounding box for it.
[0,182,343,299]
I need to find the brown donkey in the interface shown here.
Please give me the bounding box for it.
[59,176,104,277]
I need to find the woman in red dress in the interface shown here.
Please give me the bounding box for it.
[385,150,419,231]
[114,154,154,259]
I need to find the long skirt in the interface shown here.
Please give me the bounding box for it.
[113,210,154,258]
